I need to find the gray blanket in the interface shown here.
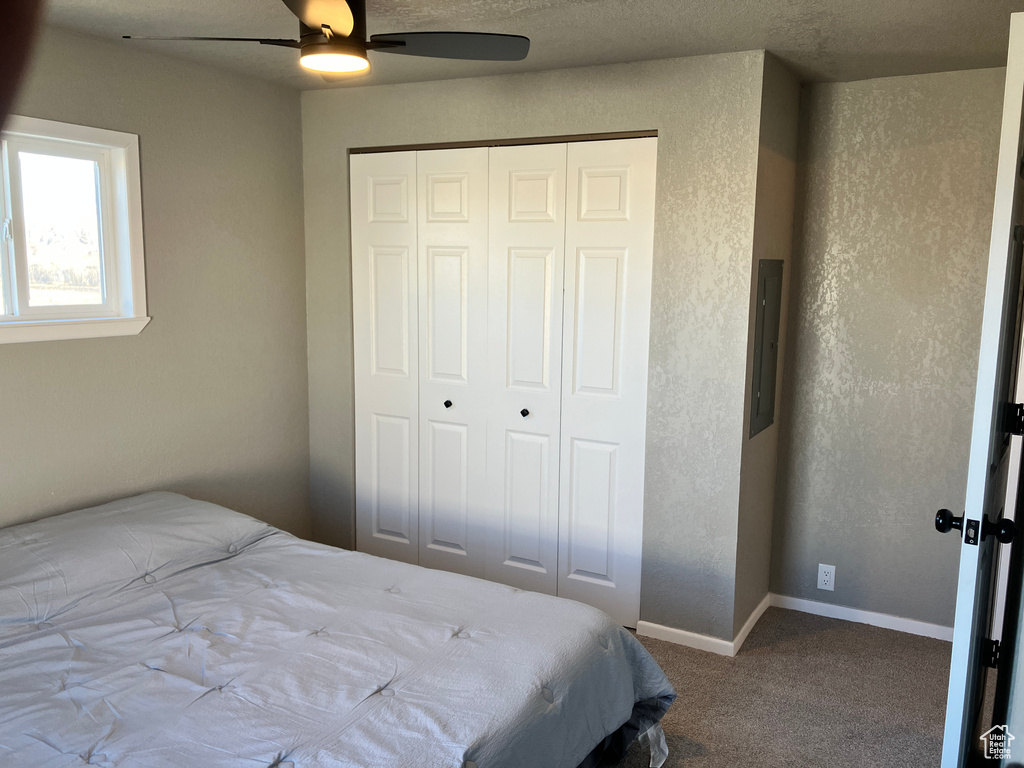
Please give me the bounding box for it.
[0,493,674,767]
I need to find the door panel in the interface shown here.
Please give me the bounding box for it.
[942,13,1024,765]
[507,247,553,389]
[369,175,409,223]
[558,138,658,628]
[509,171,557,222]
[426,173,470,222]
[426,246,468,382]
[502,430,552,572]
[578,167,630,221]
[417,147,488,577]
[370,414,413,542]
[485,143,567,594]
[572,248,626,396]
[352,152,420,563]
[566,437,618,585]
[370,247,410,377]
[424,420,470,554]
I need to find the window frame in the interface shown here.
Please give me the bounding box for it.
[0,116,149,344]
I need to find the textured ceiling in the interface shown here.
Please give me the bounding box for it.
[45,0,1024,90]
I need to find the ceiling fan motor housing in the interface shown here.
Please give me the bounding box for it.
[302,36,368,58]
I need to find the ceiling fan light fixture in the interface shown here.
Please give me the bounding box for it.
[300,41,370,73]
[121,0,531,78]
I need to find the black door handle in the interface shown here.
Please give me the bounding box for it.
[444,400,452,409]
[983,516,1017,544]
[935,509,964,535]
[520,409,529,418]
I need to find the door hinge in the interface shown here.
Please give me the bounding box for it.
[1,218,11,243]
[984,638,1001,669]
[1004,402,1024,436]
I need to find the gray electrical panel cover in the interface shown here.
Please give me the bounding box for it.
[750,259,783,438]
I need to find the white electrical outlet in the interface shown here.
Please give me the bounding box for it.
[817,564,835,591]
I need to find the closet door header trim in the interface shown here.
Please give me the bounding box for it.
[350,130,658,156]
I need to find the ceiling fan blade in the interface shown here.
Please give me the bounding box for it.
[280,0,354,37]
[368,32,530,61]
[122,36,300,48]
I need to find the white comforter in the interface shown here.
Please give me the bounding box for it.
[0,493,673,767]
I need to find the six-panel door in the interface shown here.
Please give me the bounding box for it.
[416,148,490,577]
[484,143,568,594]
[557,139,658,628]
[351,152,420,563]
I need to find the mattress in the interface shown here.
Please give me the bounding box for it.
[0,493,674,767]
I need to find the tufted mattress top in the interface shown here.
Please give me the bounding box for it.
[0,492,673,767]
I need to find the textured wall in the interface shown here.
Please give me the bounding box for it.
[772,68,1005,626]
[733,55,800,635]
[302,52,766,639]
[0,28,311,536]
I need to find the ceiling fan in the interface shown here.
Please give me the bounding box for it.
[123,0,530,76]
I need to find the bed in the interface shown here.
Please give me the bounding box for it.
[0,492,674,767]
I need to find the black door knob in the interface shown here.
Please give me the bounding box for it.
[935,509,964,535]
[983,516,1017,544]
[444,400,452,409]
[520,409,529,418]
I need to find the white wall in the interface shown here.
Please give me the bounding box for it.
[1,28,312,536]
[302,51,772,639]
[773,68,1005,625]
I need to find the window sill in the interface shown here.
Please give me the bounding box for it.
[0,316,151,345]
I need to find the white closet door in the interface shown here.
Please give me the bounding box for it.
[484,143,567,594]
[416,147,489,577]
[557,138,658,628]
[351,151,420,563]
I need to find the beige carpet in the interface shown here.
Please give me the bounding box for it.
[618,607,950,768]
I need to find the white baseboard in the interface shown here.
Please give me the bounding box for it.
[636,594,771,657]
[636,620,735,656]
[636,591,952,656]
[733,593,772,653]
[768,594,954,642]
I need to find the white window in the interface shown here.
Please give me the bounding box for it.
[0,116,149,344]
